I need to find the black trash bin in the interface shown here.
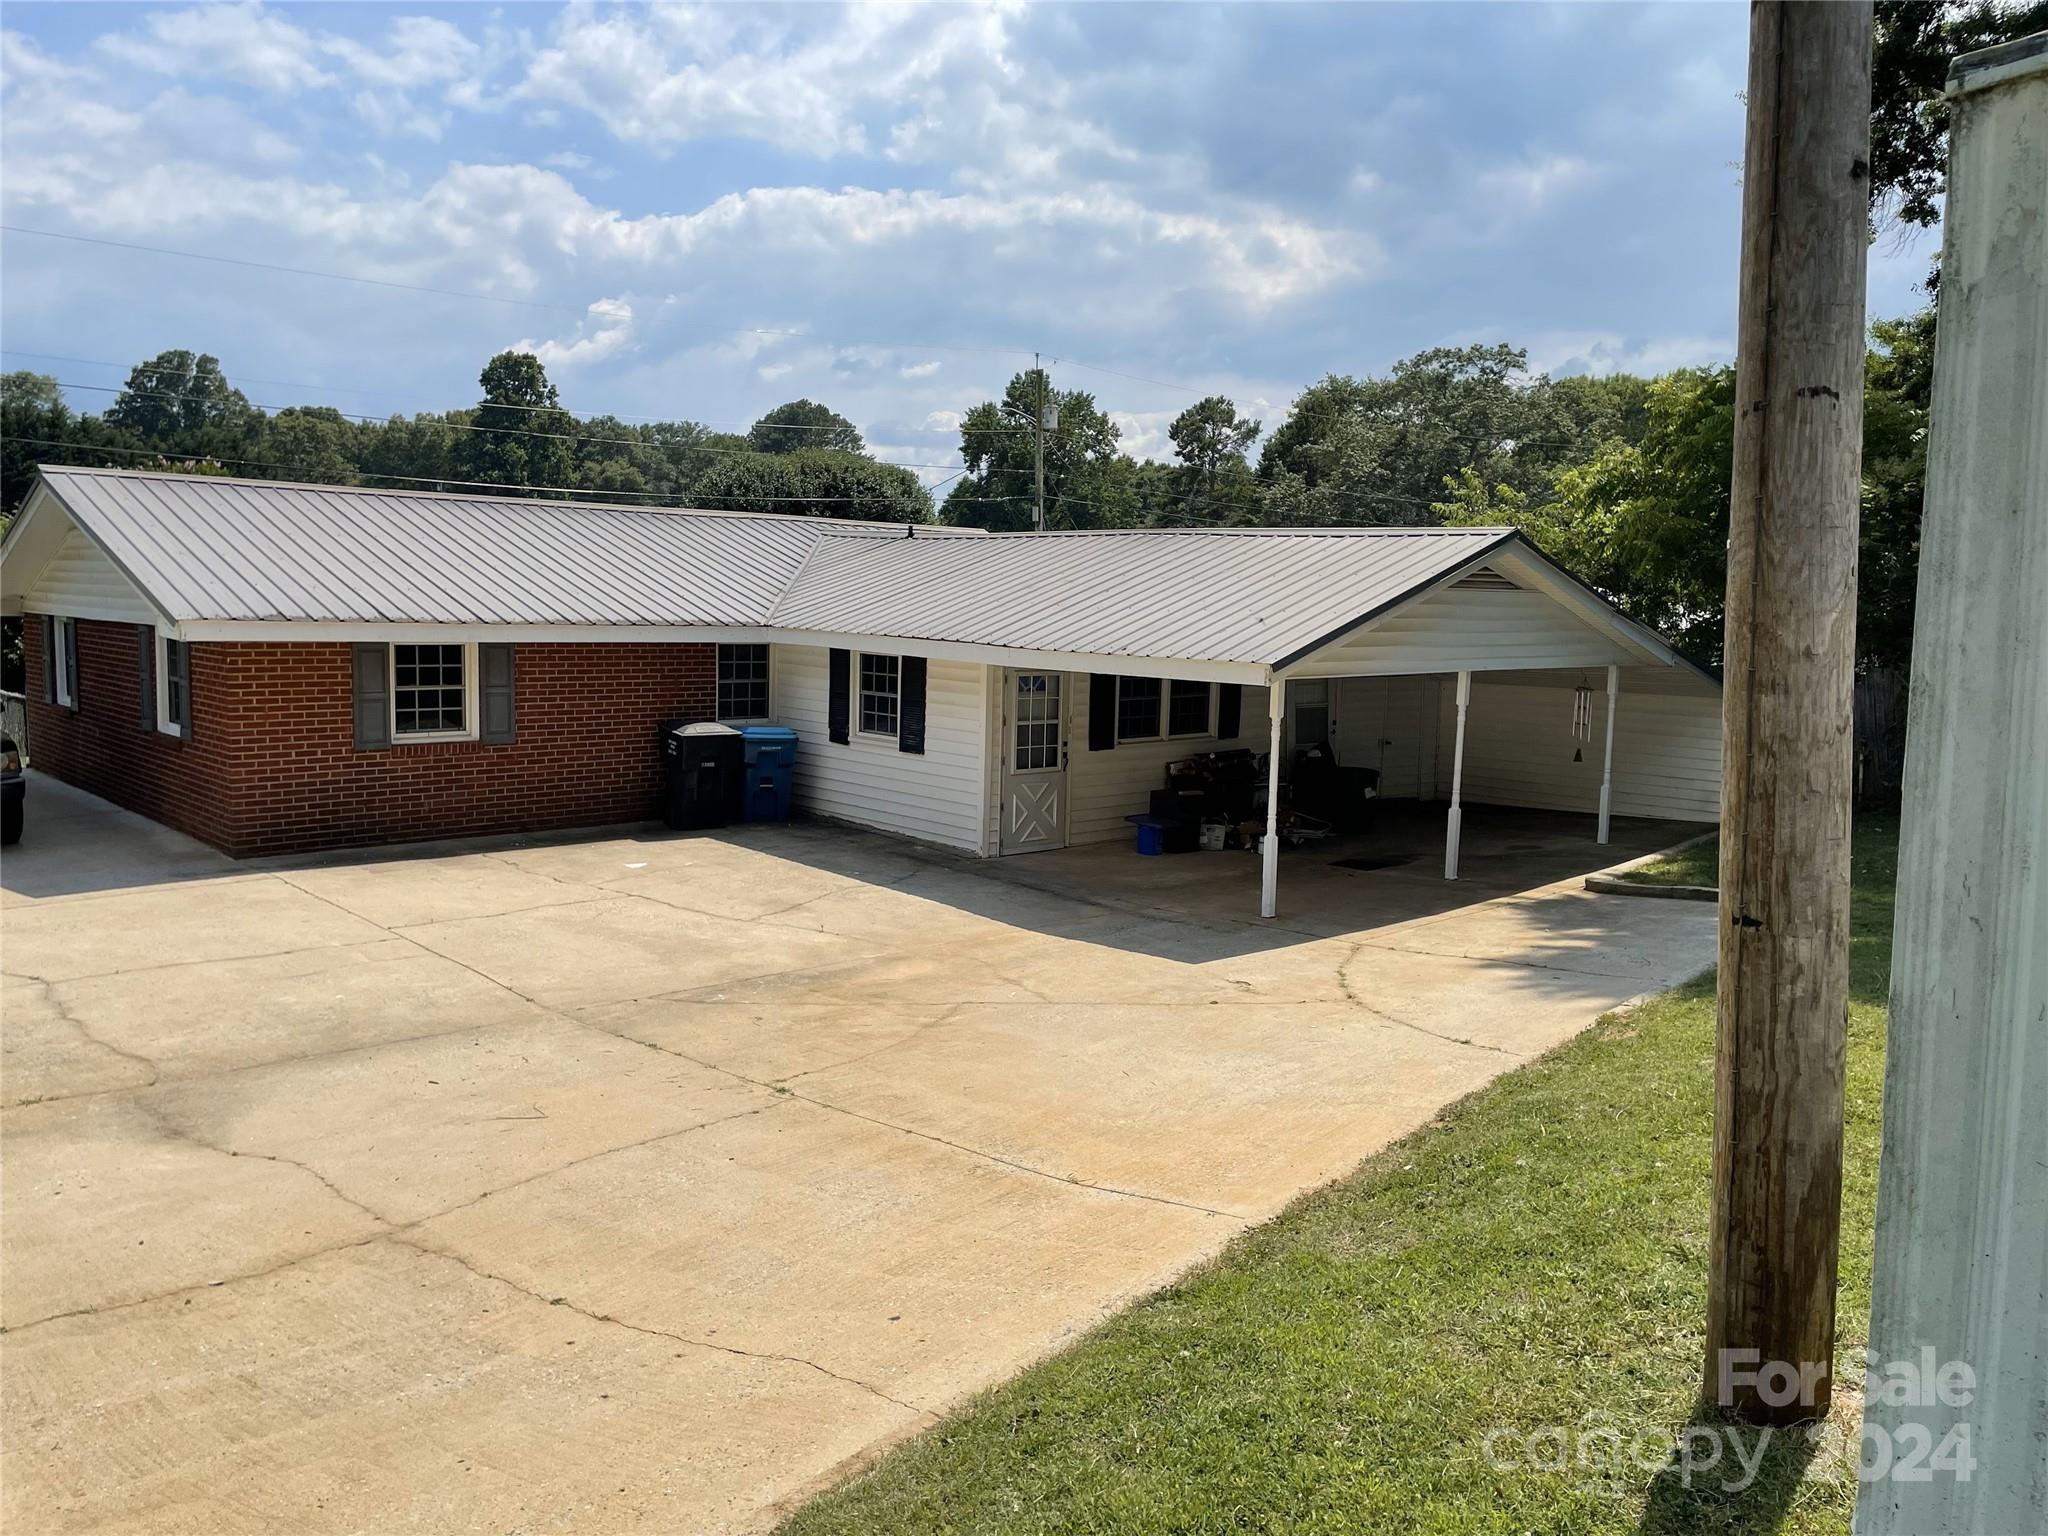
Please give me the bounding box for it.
[659,721,743,829]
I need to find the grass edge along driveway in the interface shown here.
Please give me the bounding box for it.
[782,816,1895,1536]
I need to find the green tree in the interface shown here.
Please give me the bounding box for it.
[1166,395,1262,512]
[748,400,864,455]
[454,351,575,493]
[260,406,358,485]
[105,350,254,444]
[692,448,931,522]
[1872,0,2048,233]
[943,370,1137,530]
[1860,309,1936,669]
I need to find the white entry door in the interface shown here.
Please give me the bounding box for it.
[1000,671,1068,854]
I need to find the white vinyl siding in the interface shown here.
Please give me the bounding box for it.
[22,528,160,626]
[1331,675,1442,799]
[1287,586,1640,680]
[1440,670,1721,823]
[1066,678,1271,847]
[771,644,988,854]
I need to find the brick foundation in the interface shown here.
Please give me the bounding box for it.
[23,620,717,857]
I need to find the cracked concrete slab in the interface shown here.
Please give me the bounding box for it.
[2,1240,915,1536]
[0,776,1715,1533]
[393,893,887,1010]
[145,1016,778,1225]
[18,940,556,1096]
[2,1095,387,1328]
[2,878,388,983]
[410,1095,1236,1410]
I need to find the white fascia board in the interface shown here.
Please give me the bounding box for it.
[2,485,179,630]
[168,619,1273,686]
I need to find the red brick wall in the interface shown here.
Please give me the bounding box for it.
[22,616,243,851]
[24,620,717,857]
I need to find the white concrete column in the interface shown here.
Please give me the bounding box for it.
[1260,678,1284,918]
[1597,664,1619,844]
[1857,36,2048,1536]
[1443,669,1470,880]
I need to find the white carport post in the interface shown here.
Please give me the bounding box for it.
[1597,664,1619,843]
[1260,678,1285,918]
[1443,669,1471,879]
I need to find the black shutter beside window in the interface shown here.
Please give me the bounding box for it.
[352,643,392,751]
[1088,673,1119,751]
[173,642,192,743]
[479,644,516,743]
[827,647,851,745]
[1217,683,1242,741]
[138,626,156,730]
[897,655,927,755]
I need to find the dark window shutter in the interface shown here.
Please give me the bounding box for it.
[352,643,391,751]
[479,644,516,743]
[1216,683,1242,741]
[897,655,927,755]
[827,647,851,745]
[40,617,54,703]
[174,642,192,743]
[138,626,156,730]
[1088,673,1119,751]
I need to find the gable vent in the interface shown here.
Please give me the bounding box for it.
[1451,566,1520,591]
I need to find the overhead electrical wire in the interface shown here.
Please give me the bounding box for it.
[3,435,978,512]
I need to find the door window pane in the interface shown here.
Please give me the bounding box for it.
[1012,673,1061,771]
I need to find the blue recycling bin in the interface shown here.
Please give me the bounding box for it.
[739,725,799,822]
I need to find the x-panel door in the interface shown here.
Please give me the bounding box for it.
[1000,671,1068,854]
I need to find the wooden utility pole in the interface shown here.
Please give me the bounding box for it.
[1705,0,1871,1428]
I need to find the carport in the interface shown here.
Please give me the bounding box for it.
[1238,538,1722,917]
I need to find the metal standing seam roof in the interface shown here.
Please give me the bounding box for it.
[22,466,975,627]
[7,465,1639,671]
[767,525,1516,665]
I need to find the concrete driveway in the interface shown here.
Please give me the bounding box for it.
[2,775,1716,1535]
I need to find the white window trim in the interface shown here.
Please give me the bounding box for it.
[856,651,901,740]
[155,630,185,738]
[1166,680,1216,740]
[52,617,76,708]
[390,640,479,743]
[716,643,774,724]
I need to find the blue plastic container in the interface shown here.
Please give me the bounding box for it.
[1126,813,1168,855]
[739,725,799,822]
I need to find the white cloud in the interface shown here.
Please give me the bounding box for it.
[513,296,635,370]
[97,3,331,91]
[899,360,941,379]
[1520,330,1731,378]
[544,151,592,171]
[922,409,963,433]
[1475,152,1600,213]
[757,362,793,381]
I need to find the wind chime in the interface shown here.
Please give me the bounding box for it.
[1570,677,1594,762]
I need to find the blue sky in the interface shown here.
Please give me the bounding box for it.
[0,2,1937,481]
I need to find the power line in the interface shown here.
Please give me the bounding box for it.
[0,226,585,314]
[4,437,953,511]
[38,379,966,472]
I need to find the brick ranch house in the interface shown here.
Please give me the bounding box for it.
[2,467,1721,915]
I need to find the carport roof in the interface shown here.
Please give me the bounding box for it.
[4,465,1701,677]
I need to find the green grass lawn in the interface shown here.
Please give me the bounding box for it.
[1617,834,1721,889]
[783,815,1897,1536]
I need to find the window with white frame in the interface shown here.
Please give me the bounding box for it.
[1116,676,1162,742]
[1167,679,1213,737]
[158,633,188,736]
[392,642,472,738]
[858,653,900,736]
[717,644,770,720]
[52,617,77,707]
